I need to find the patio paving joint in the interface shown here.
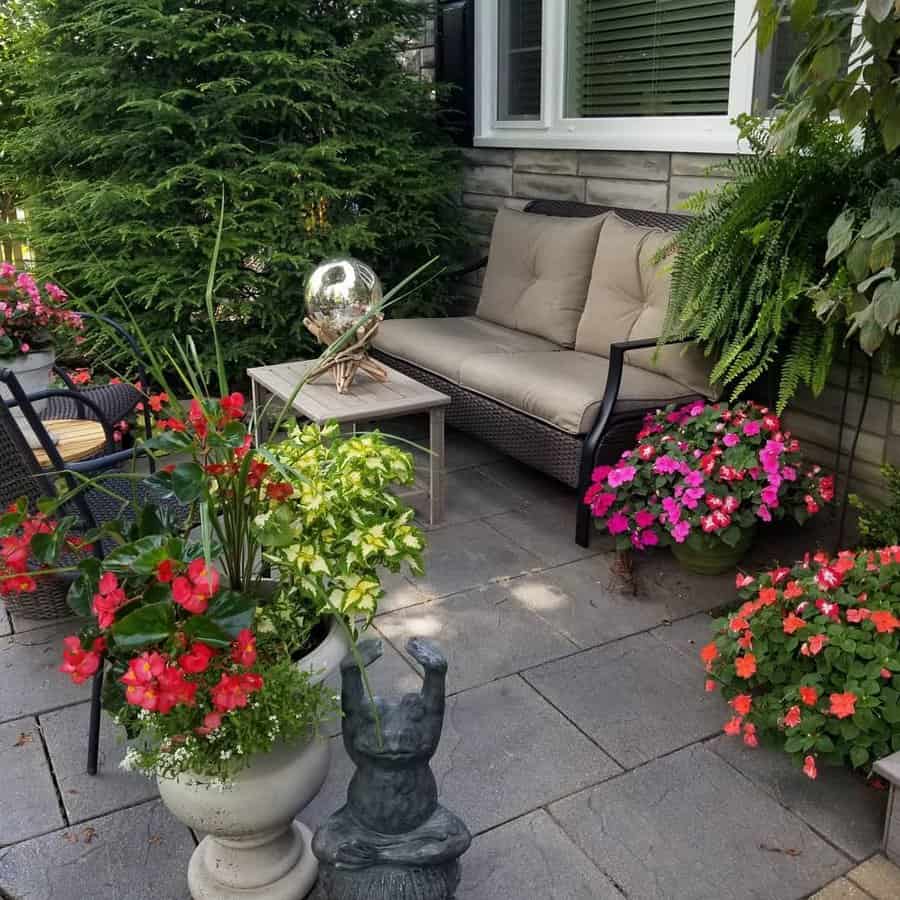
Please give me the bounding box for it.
[33,715,70,830]
[517,672,630,771]
[542,806,630,898]
[704,736,859,867]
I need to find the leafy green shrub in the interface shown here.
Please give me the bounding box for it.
[660,118,858,411]
[7,0,465,372]
[704,548,900,779]
[850,465,900,549]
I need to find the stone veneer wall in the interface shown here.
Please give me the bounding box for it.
[455,146,899,497]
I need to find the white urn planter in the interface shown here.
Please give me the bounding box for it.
[157,615,350,900]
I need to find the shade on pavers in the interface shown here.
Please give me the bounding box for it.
[550,744,850,900]
[0,800,195,900]
[709,734,885,862]
[0,624,90,723]
[302,675,621,838]
[0,716,64,845]
[524,630,729,768]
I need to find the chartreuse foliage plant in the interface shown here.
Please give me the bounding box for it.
[704,548,900,779]
[7,0,464,371]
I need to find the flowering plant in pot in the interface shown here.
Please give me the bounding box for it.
[0,261,84,427]
[585,400,833,575]
[0,229,436,898]
[703,547,900,780]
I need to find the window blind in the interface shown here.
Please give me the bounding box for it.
[567,0,736,117]
[498,0,543,120]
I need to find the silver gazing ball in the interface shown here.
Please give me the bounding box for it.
[304,257,383,335]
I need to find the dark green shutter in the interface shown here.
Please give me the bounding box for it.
[568,0,736,117]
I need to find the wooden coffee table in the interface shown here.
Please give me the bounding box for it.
[247,360,451,525]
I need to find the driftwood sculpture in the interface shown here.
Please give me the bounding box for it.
[302,315,387,394]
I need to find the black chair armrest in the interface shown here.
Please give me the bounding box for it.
[67,446,147,474]
[579,337,695,486]
[63,312,153,441]
[444,256,488,280]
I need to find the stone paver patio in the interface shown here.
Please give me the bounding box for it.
[1,417,897,899]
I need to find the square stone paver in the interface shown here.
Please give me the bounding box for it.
[456,810,622,899]
[506,555,717,651]
[651,612,719,669]
[0,623,90,723]
[432,675,620,834]
[9,608,77,634]
[476,458,577,507]
[303,676,621,837]
[848,855,900,900]
[375,582,577,694]
[0,609,10,636]
[486,502,600,568]
[709,734,885,861]
[524,631,727,768]
[40,702,158,825]
[0,716,65,845]
[0,800,194,900]
[414,519,542,599]
[550,744,849,900]
[375,568,430,615]
[410,467,530,529]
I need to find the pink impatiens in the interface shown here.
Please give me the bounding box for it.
[585,401,830,552]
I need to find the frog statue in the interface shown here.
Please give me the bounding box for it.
[312,637,471,900]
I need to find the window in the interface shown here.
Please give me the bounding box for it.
[497,0,543,120]
[475,1,863,153]
[565,0,737,118]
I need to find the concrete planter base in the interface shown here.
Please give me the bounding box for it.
[158,614,350,900]
[874,751,900,863]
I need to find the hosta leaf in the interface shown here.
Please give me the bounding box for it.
[825,210,855,264]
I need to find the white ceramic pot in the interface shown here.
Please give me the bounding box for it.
[1,348,54,416]
[157,615,350,900]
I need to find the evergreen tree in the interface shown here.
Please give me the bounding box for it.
[7,0,464,369]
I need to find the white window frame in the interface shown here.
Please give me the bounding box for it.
[474,1,860,154]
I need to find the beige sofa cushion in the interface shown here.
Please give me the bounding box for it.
[476,208,608,347]
[372,315,560,383]
[575,214,715,398]
[458,350,700,435]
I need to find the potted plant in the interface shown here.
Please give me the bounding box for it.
[585,400,832,575]
[0,382,423,898]
[704,546,900,780]
[0,260,83,425]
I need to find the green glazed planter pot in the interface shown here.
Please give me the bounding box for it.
[669,526,757,576]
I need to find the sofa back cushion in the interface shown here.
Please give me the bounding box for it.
[575,214,714,397]
[476,208,607,348]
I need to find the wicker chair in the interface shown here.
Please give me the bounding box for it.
[0,368,179,775]
[374,200,699,547]
[44,312,151,442]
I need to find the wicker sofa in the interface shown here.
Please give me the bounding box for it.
[372,199,716,546]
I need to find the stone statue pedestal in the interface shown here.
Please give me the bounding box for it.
[312,638,471,900]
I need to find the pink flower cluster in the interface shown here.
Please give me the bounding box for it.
[584,401,832,550]
[0,263,82,358]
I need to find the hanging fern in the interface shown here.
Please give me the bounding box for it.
[659,117,858,412]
